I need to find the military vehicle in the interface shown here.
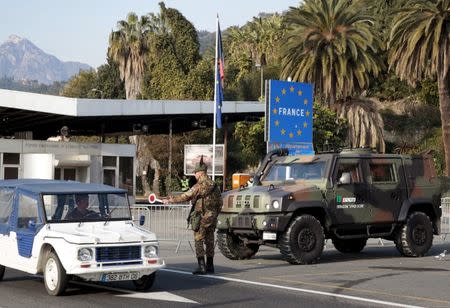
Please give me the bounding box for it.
[217,148,446,264]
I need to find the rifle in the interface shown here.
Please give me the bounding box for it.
[186,195,198,229]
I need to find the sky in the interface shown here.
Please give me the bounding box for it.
[0,0,301,68]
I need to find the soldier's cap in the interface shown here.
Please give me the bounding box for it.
[194,155,208,173]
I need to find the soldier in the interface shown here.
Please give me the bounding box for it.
[180,175,190,192]
[163,159,222,275]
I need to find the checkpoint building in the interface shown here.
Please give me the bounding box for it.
[0,89,264,196]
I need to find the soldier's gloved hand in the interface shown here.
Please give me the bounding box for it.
[162,198,170,205]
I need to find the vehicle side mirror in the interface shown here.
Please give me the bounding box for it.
[139,215,145,226]
[338,173,351,185]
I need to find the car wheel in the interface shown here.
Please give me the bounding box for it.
[279,215,324,265]
[332,238,367,253]
[133,272,156,291]
[395,212,433,257]
[0,265,5,281]
[44,251,68,296]
[217,230,259,260]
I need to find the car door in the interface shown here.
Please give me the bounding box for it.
[330,158,371,225]
[367,158,405,223]
[13,191,43,260]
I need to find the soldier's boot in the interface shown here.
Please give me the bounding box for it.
[206,257,214,273]
[192,257,207,275]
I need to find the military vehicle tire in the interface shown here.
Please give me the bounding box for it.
[332,238,367,253]
[217,230,259,260]
[395,212,433,257]
[279,215,324,264]
[133,272,156,291]
[0,265,5,281]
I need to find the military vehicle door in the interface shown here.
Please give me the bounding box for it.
[330,158,371,224]
[366,158,405,223]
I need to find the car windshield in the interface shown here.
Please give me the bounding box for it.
[262,161,326,183]
[43,193,131,222]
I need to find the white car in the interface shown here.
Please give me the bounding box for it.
[0,179,165,296]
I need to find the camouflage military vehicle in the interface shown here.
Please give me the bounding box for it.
[217,148,445,264]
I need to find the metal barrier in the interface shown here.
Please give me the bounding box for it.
[131,204,193,252]
[131,199,450,252]
[440,197,450,240]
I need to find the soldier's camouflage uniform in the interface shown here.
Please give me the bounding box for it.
[172,173,222,257]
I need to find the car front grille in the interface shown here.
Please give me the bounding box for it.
[96,246,141,262]
[234,195,260,209]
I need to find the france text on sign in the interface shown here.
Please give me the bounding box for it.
[268,80,313,144]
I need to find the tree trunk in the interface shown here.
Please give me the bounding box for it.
[129,135,160,196]
[438,72,450,175]
[330,79,336,108]
[334,99,385,153]
[125,72,142,100]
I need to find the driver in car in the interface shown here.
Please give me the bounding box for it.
[65,194,97,220]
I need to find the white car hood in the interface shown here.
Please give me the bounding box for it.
[44,221,157,244]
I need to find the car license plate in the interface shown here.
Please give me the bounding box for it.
[102,272,139,282]
[263,232,277,240]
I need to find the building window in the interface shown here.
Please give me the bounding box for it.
[54,168,61,180]
[3,153,20,164]
[103,156,117,167]
[2,153,20,180]
[54,168,76,181]
[103,169,116,186]
[119,157,133,195]
[63,168,76,181]
[4,167,19,180]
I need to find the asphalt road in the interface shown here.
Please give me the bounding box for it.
[2,238,450,308]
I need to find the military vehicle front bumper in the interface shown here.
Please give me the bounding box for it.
[217,213,292,233]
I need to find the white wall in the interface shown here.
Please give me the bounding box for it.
[22,153,54,179]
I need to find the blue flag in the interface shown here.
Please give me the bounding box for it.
[215,19,224,129]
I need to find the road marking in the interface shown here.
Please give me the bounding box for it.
[116,291,198,303]
[284,269,384,277]
[262,276,450,306]
[72,280,198,304]
[34,275,198,304]
[161,268,422,308]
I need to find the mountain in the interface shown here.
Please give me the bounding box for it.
[198,30,215,55]
[0,35,91,84]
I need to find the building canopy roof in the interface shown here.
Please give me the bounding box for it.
[0,89,264,139]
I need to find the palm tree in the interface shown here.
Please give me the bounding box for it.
[280,0,385,152]
[281,0,383,106]
[226,14,286,77]
[108,13,150,99]
[388,0,450,174]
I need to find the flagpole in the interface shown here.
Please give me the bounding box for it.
[212,15,219,181]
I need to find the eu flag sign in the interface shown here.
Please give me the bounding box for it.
[268,80,314,145]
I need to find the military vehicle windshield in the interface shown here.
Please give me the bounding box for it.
[262,161,326,183]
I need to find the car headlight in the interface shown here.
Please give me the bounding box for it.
[272,200,280,209]
[144,245,158,258]
[78,248,93,261]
